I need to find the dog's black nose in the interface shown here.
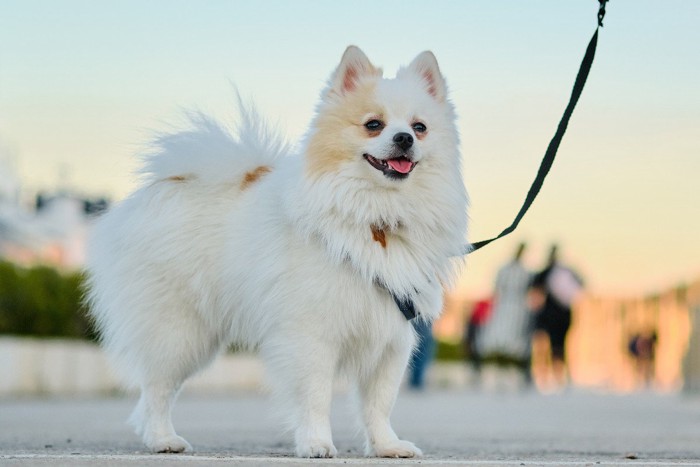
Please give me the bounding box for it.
[393,132,414,151]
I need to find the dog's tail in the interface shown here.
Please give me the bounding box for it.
[140,99,288,188]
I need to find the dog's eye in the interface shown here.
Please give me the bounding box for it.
[364,120,384,132]
[412,122,427,133]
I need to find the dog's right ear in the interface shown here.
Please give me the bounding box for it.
[328,46,382,97]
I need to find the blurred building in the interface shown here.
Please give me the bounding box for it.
[0,161,107,270]
[437,280,700,393]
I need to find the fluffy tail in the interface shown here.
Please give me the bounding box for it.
[140,100,288,186]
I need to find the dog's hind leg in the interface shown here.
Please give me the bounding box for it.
[125,316,223,453]
[130,382,191,453]
[358,335,422,458]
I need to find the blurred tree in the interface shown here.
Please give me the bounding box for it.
[0,261,95,340]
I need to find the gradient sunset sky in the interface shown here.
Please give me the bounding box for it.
[1,0,698,298]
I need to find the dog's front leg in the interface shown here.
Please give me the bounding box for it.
[293,375,336,459]
[359,336,422,458]
[265,340,338,458]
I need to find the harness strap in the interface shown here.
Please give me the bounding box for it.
[394,295,418,320]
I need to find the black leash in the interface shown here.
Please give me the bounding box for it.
[393,1,609,320]
[468,0,608,254]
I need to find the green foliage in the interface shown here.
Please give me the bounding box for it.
[435,339,465,362]
[480,353,528,368]
[0,261,95,340]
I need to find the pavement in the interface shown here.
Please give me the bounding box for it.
[2,388,700,466]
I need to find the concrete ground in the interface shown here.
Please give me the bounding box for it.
[2,389,700,466]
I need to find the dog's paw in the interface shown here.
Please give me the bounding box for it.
[373,439,423,458]
[147,434,192,453]
[295,439,338,458]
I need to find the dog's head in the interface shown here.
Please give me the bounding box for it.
[305,46,458,186]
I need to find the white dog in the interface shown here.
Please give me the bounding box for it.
[86,46,468,458]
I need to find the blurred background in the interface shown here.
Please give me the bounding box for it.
[0,0,698,397]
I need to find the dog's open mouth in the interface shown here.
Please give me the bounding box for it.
[363,154,417,179]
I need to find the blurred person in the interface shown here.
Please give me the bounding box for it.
[477,243,534,384]
[463,297,493,374]
[408,319,435,390]
[530,244,583,391]
[628,330,658,388]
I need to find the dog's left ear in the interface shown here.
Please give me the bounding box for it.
[328,46,382,97]
[401,51,447,102]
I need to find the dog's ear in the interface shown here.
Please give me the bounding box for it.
[401,51,447,102]
[328,46,382,96]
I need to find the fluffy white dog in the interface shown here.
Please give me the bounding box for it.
[86,46,468,458]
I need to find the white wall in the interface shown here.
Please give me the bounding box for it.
[0,337,264,397]
[0,337,478,397]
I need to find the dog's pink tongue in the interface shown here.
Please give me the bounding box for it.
[387,158,413,174]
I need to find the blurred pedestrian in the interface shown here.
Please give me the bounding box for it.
[477,242,534,383]
[408,319,435,390]
[530,244,583,391]
[464,297,493,374]
[628,330,658,388]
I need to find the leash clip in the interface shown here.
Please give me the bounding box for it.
[598,0,609,27]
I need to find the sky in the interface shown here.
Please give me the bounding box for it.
[0,0,698,298]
